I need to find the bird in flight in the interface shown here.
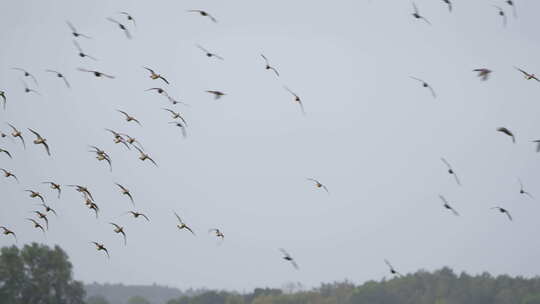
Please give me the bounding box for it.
[261,54,280,76]
[73,40,97,60]
[531,140,540,153]
[106,18,132,39]
[0,148,12,159]
[441,158,461,186]
[518,178,533,199]
[496,127,515,144]
[117,110,142,126]
[12,68,38,86]
[66,21,91,39]
[505,0,517,18]
[77,68,114,79]
[442,0,452,12]
[206,90,226,100]
[89,146,112,171]
[0,226,17,242]
[25,190,45,203]
[284,86,305,115]
[412,2,431,25]
[144,67,169,84]
[134,146,158,167]
[7,124,25,148]
[169,122,187,138]
[115,183,134,205]
[473,68,492,81]
[68,185,95,201]
[119,12,136,26]
[196,45,224,60]
[279,248,299,270]
[410,77,436,98]
[42,182,62,198]
[91,242,110,259]
[492,6,507,27]
[27,218,45,234]
[515,67,539,82]
[306,178,329,193]
[119,133,144,150]
[127,211,150,221]
[0,91,6,110]
[45,70,71,88]
[163,108,188,126]
[110,223,127,245]
[209,228,225,239]
[187,10,217,23]
[105,129,130,149]
[439,195,459,216]
[174,212,195,235]
[33,211,49,230]
[87,201,100,218]
[28,129,51,156]
[492,206,512,221]
[21,80,41,95]
[384,259,403,277]
[38,203,58,217]
[1,169,18,183]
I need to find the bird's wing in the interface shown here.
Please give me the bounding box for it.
[384,259,394,269]
[27,128,41,138]
[440,157,452,169]
[453,173,461,186]
[106,17,120,25]
[66,21,77,32]
[42,142,51,156]
[438,195,449,204]
[174,212,183,224]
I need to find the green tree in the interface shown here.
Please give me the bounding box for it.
[127,295,151,304]
[0,243,85,304]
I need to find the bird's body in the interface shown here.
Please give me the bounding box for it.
[412,2,432,25]
[73,40,97,60]
[209,228,224,239]
[187,10,217,23]
[492,207,512,221]
[115,183,134,205]
[261,54,280,76]
[144,67,169,84]
[128,211,150,221]
[206,90,225,100]
[473,68,492,81]
[78,68,115,79]
[28,128,51,156]
[110,223,127,245]
[284,87,305,115]
[0,226,17,242]
[134,147,157,166]
[117,110,142,126]
[46,70,71,88]
[91,242,110,258]
[197,45,224,60]
[67,21,91,39]
[26,190,45,203]
[279,248,299,270]
[175,212,195,235]
[306,178,329,193]
[8,124,25,148]
[1,169,18,182]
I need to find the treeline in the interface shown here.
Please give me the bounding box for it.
[85,283,202,304]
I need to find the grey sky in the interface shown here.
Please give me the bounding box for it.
[1,0,540,291]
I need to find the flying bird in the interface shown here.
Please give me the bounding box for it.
[89,146,112,171]
[441,158,461,186]
[163,108,188,126]
[77,68,114,79]
[518,178,534,199]
[493,5,507,27]
[0,148,12,159]
[12,68,38,86]
[105,129,130,149]
[410,77,436,98]
[110,223,127,245]
[66,21,91,39]
[496,127,515,143]
[279,248,299,270]
[209,228,224,239]
[174,212,195,235]
[42,181,61,199]
[531,140,540,152]
[91,242,110,258]
[187,10,217,23]
[73,40,97,60]
[473,68,492,81]
[87,201,99,218]
[261,54,280,76]
[0,91,6,109]
[439,195,459,216]
[67,185,94,201]
[169,122,187,138]
[28,129,51,156]
[0,226,17,242]
[20,80,40,95]
[33,211,49,230]
[106,18,132,39]
[196,45,224,60]
[127,211,150,221]
[442,0,452,12]
[144,67,169,84]
[119,12,136,26]
[7,124,25,148]
[115,183,134,205]
[206,90,225,100]
[25,190,45,203]
[505,0,517,18]
[492,206,512,221]
[38,203,58,217]
[384,259,403,277]
[45,70,71,88]
[27,218,45,234]
[1,169,18,183]
[284,86,305,115]
[412,2,432,25]
[117,110,142,126]
[306,178,329,193]
[134,146,157,167]
[119,133,144,150]
[515,67,539,82]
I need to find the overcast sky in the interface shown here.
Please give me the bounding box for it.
[1,0,540,291]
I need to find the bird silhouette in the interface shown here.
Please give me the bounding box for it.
[119,12,136,26]
[187,10,217,23]
[284,86,305,115]
[410,77,436,98]
[0,91,6,109]
[306,178,329,193]
[91,242,110,258]
[25,190,45,203]
[412,2,432,25]
[515,67,539,82]
[439,195,459,216]
[110,223,127,245]
[518,178,534,199]
[127,211,150,221]
[473,68,492,81]
[115,183,134,205]
[0,226,17,242]
[42,182,61,199]
[492,206,512,221]
[28,128,51,156]
[496,127,515,143]
[0,148,12,159]
[7,124,25,148]
[144,67,169,84]
[441,158,461,186]
[1,169,18,183]
[134,146,157,167]
[27,218,45,234]
[197,45,224,60]
[209,228,224,239]
[174,212,195,235]
[45,70,71,88]
[279,248,299,270]
[261,54,280,76]
[77,68,115,79]
[117,110,142,126]
[66,21,92,39]
[385,259,403,277]
[206,90,225,100]
[107,18,132,39]
[12,68,38,86]
[73,40,97,60]
[493,6,507,27]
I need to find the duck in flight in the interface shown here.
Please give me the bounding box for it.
[67,185,95,201]
[174,212,195,235]
[0,226,17,242]
[119,12,136,26]
[28,128,51,156]
[33,211,49,230]
[25,190,45,203]
[89,146,112,171]
[410,77,436,98]
[209,228,224,239]
[441,158,461,186]
[67,21,91,39]
[117,110,142,126]
[134,146,158,167]
[518,178,533,199]
[197,45,224,60]
[73,40,97,60]
[187,10,217,23]
[45,70,71,88]
[306,178,329,193]
[279,248,299,270]
[12,68,38,86]
[385,259,403,277]
[110,223,127,245]
[515,67,539,82]
[473,68,492,81]
[37,203,58,217]
[163,108,188,126]
[412,2,431,25]
[284,86,305,115]
[261,54,280,77]
[91,242,110,258]
[1,168,19,183]
[492,206,512,221]
[21,80,40,95]
[27,218,45,234]
[0,148,12,159]
[439,195,459,216]
[492,6,507,27]
[127,211,150,221]
[7,124,25,148]
[106,17,132,39]
[206,90,226,100]
[42,181,61,198]
[0,91,6,109]
[115,183,134,205]
[144,67,169,84]
[77,68,115,79]
[496,127,515,144]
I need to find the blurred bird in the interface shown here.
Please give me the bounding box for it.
[127,211,150,221]
[412,2,431,25]
[163,108,188,126]
[261,54,280,76]
[0,91,6,109]
[505,0,517,18]
[197,45,224,60]
[106,17,132,39]
[439,195,459,216]
[89,146,112,171]
[105,129,130,149]
[144,67,169,84]
[117,110,142,126]
[1,169,18,183]
[410,77,436,98]
[306,178,329,193]
[119,12,136,26]
[518,178,534,199]
[110,223,127,245]
[441,158,461,186]
[442,0,452,12]
[21,80,40,95]
[38,203,58,217]
[77,68,114,79]
[7,124,25,148]
[187,10,217,23]
[67,21,92,39]
[384,259,403,277]
[492,206,512,221]
[279,248,299,270]
[496,127,515,143]
[206,90,225,100]
[28,128,51,156]
[174,212,195,235]
[33,211,49,230]
[12,68,38,86]
[87,201,99,218]
[531,140,540,152]
[0,226,17,242]
[134,146,157,167]
[42,182,61,199]
[91,242,110,258]
[169,121,187,138]
[27,218,45,233]
[67,185,95,201]
[25,190,45,203]
[119,133,143,150]
[473,68,492,81]
[284,86,305,115]
[209,228,224,239]
[493,5,507,27]
[115,183,134,205]
[515,67,539,82]
[73,40,97,60]
[45,70,71,88]
[0,148,12,159]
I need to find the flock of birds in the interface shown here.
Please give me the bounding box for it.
[0,0,537,278]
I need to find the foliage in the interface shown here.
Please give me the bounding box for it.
[86,295,111,304]
[127,295,152,304]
